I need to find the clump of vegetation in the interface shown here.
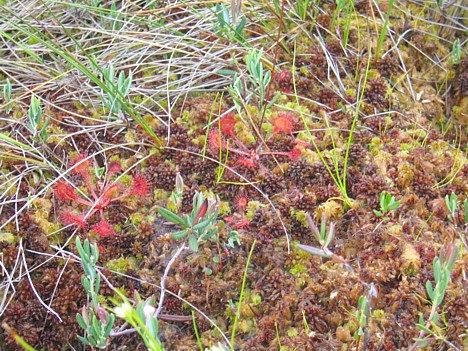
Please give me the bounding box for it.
[54,154,149,236]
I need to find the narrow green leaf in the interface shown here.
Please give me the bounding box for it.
[76,313,88,330]
[77,335,90,346]
[431,311,439,324]
[192,216,213,231]
[104,314,115,336]
[171,229,188,240]
[200,227,218,241]
[416,323,432,334]
[158,207,187,228]
[188,235,199,252]
[425,281,434,300]
[433,258,441,282]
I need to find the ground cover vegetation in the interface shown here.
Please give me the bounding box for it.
[0,0,466,350]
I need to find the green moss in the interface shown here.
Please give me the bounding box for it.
[297,65,310,76]
[106,256,138,273]
[237,319,255,333]
[400,143,414,151]
[0,232,16,244]
[130,213,143,226]
[132,95,143,104]
[245,201,263,220]
[262,122,273,135]
[366,69,381,79]
[154,189,170,200]
[286,327,299,337]
[283,102,310,116]
[289,263,307,276]
[372,309,385,320]
[368,137,383,154]
[345,88,356,98]
[235,123,255,145]
[219,201,231,216]
[290,208,309,227]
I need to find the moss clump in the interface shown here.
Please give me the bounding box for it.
[106,256,138,274]
[245,201,263,220]
[219,201,231,216]
[290,208,308,226]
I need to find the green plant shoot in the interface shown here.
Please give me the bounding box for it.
[373,191,401,219]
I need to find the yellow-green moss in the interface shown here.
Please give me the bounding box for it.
[106,256,138,274]
[0,232,16,244]
[290,208,308,226]
[219,201,231,216]
[245,201,263,220]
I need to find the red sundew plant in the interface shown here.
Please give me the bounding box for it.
[272,112,296,137]
[224,215,251,230]
[209,113,302,170]
[234,194,249,212]
[54,154,149,236]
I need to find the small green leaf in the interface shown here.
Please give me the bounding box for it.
[433,258,441,282]
[192,216,213,231]
[464,199,467,223]
[389,200,401,210]
[171,229,188,240]
[200,227,218,240]
[431,311,439,324]
[77,335,90,346]
[416,323,432,334]
[217,69,238,76]
[158,207,188,228]
[104,314,115,336]
[228,231,241,248]
[425,281,434,300]
[188,235,199,252]
[76,313,88,330]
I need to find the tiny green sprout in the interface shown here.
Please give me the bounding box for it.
[213,3,246,44]
[464,199,467,224]
[307,212,335,250]
[3,78,12,113]
[27,95,42,136]
[295,0,312,21]
[444,192,457,222]
[298,213,352,269]
[373,191,401,220]
[354,296,368,341]
[451,38,461,65]
[229,49,271,114]
[228,230,241,248]
[100,63,133,116]
[170,172,184,212]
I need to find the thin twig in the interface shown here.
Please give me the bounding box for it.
[154,244,187,319]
